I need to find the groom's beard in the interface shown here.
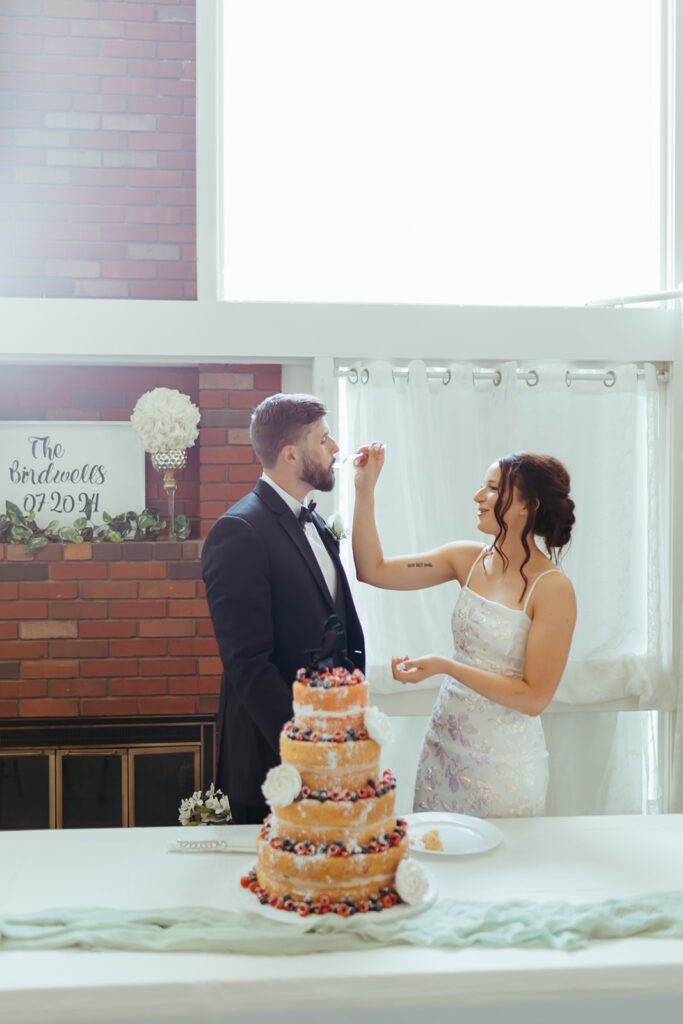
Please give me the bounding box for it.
[300,452,334,492]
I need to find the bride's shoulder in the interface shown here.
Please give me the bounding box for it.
[438,541,486,583]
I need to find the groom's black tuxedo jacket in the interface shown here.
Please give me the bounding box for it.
[201,478,365,808]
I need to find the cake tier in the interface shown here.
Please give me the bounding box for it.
[273,787,397,844]
[256,835,409,903]
[280,734,380,792]
[291,678,368,733]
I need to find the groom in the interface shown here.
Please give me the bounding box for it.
[202,393,365,824]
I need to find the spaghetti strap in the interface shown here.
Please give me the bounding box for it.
[522,569,562,613]
[464,547,488,588]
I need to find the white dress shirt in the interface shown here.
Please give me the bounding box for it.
[261,474,338,601]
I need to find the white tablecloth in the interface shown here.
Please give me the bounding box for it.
[1,815,683,1024]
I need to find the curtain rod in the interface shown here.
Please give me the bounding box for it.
[336,365,670,387]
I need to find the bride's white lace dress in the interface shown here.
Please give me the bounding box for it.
[413,558,553,818]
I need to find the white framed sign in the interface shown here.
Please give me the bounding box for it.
[1,422,146,527]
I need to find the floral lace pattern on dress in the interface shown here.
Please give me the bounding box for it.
[413,587,549,818]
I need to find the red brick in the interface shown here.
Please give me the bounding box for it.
[138,580,196,599]
[0,699,19,715]
[44,1,100,18]
[22,660,79,679]
[111,677,167,696]
[81,658,138,678]
[21,698,79,717]
[80,698,139,716]
[101,39,156,59]
[200,447,254,465]
[11,18,68,36]
[197,696,219,715]
[138,696,196,715]
[110,562,166,579]
[129,132,182,150]
[199,465,226,482]
[50,563,108,580]
[167,598,206,617]
[80,581,138,599]
[129,281,184,298]
[229,391,273,409]
[109,637,167,659]
[138,619,195,637]
[5,679,48,699]
[0,583,19,600]
[201,503,235,523]
[101,75,157,96]
[110,599,166,619]
[169,677,218,694]
[199,390,227,410]
[49,639,109,658]
[139,657,195,676]
[49,679,108,698]
[228,465,261,483]
[100,2,156,22]
[50,601,107,619]
[102,224,159,242]
[0,601,47,619]
[79,620,137,638]
[169,637,218,657]
[1,641,49,659]
[198,656,222,676]
[20,582,79,600]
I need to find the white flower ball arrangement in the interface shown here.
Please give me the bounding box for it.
[130,387,200,454]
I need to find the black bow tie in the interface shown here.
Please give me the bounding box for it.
[298,501,316,526]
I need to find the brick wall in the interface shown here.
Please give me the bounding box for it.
[0,0,196,299]
[0,361,282,720]
[0,539,218,717]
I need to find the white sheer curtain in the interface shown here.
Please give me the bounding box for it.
[317,358,672,815]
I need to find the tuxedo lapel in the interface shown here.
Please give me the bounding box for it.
[254,479,336,612]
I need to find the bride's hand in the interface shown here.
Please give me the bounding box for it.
[391,654,441,684]
[354,442,385,492]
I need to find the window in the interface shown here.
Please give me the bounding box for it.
[222,0,662,305]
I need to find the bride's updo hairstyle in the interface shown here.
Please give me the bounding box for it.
[493,453,575,598]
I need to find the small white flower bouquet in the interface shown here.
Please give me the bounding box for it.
[179,783,232,826]
[326,511,347,542]
[130,387,200,454]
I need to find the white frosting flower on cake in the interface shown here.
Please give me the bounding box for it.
[395,858,429,905]
[364,705,394,746]
[261,763,302,808]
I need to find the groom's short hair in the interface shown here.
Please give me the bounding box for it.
[250,393,327,468]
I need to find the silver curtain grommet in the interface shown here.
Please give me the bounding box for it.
[603,370,616,388]
[360,368,370,384]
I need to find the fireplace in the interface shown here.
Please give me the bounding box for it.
[0,716,215,829]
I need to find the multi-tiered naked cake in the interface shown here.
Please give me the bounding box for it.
[240,662,427,917]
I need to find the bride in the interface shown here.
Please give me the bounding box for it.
[352,446,577,818]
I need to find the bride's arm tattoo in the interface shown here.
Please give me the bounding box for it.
[407,561,433,568]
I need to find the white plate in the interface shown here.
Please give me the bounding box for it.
[405,811,503,856]
[232,862,437,927]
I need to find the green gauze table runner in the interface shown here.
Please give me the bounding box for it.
[2,893,683,955]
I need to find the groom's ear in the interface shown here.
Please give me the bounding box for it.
[280,444,298,467]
